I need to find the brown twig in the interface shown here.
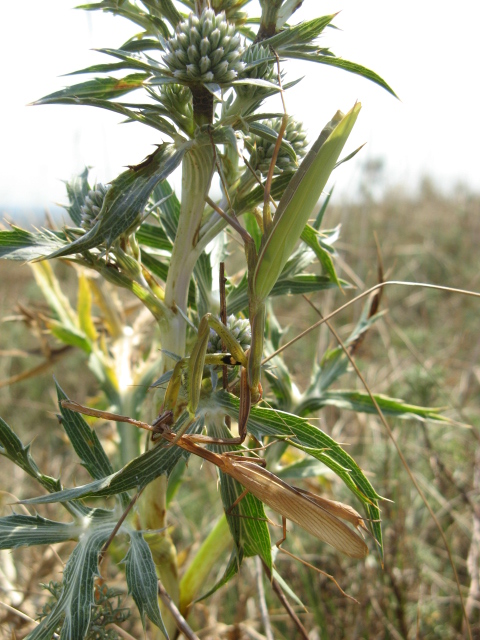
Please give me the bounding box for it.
[261,560,309,640]
[157,580,200,640]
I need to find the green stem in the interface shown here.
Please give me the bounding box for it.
[179,515,232,615]
[163,141,215,367]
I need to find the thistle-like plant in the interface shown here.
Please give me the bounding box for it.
[0,2,450,638]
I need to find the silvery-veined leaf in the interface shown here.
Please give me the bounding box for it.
[41,142,192,260]
[0,416,61,495]
[26,522,115,640]
[123,531,168,636]
[0,226,66,261]
[19,416,204,505]
[0,514,79,550]
[55,381,114,481]
[33,73,150,105]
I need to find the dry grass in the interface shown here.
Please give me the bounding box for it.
[1,179,480,638]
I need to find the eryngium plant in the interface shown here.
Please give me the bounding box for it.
[0,2,446,638]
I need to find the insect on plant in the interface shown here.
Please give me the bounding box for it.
[6,2,468,639]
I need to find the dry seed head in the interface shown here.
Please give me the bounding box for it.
[163,9,245,84]
[247,117,308,175]
[80,183,110,230]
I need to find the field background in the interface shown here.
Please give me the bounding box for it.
[1,173,480,639]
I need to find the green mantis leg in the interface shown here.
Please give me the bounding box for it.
[156,313,258,444]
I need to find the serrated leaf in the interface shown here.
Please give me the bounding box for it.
[123,531,168,636]
[79,1,171,37]
[0,416,61,495]
[40,95,179,136]
[262,15,336,48]
[314,391,452,424]
[276,457,331,480]
[0,226,65,261]
[20,416,204,505]
[63,167,90,226]
[27,523,114,640]
[56,382,114,481]
[0,514,78,550]
[34,73,150,105]
[288,54,398,98]
[41,142,191,259]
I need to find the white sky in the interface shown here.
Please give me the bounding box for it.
[1,1,480,218]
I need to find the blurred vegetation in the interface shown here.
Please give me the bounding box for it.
[2,172,480,639]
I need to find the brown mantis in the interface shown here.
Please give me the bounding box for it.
[61,398,369,560]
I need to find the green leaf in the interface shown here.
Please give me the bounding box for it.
[42,142,192,259]
[0,514,78,550]
[47,319,92,353]
[77,274,98,342]
[194,251,213,319]
[123,531,168,636]
[0,226,65,261]
[235,171,295,214]
[288,54,398,98]
[262,14,336,48]
[208,421,272,569]
[35,95,180,136]
[226,272,347,315]
[276,457,332,480]
[254,105,360,303]
[247,122,297,162]
[27,522,114,640]
[34,73,150,105]
[312,390,452,424]
[141,0,182,27]
[79,1,171,36]
[63,167,90,226]
[214,391,383,552]
[153,180,181,243]
[136,223,172,252]
[20,416,204,504]
[55,382,114,481]
[300,224,342,289]
[196,547,243,603]
[0,416,61,495]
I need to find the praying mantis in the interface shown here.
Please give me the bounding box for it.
[61,398,369,560]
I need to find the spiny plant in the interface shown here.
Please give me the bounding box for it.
[0,1,455,638]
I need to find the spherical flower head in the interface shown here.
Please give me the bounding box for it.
[247,117,308,175]
[80,183,110,230]
[235,43,275,100]
[163,9,245,85]
[207,315,251,354]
